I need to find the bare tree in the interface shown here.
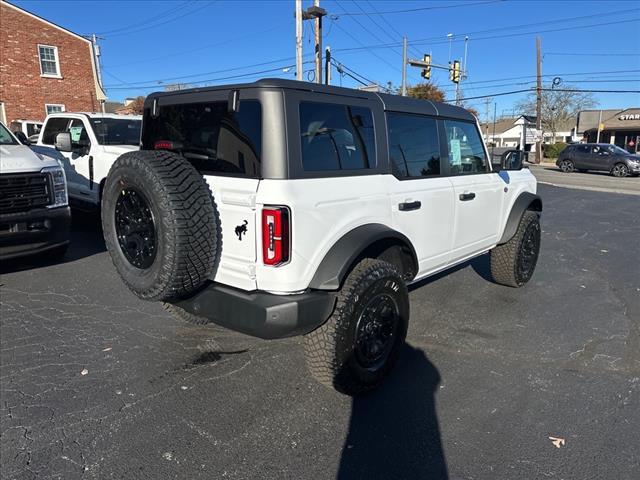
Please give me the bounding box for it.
[516,84,597,141]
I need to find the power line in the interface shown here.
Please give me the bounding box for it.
[545,52,640,57]
[336,0,503,16]
[95,1,194,35]
[101,1,217,38]
[330,18,402,74]
[331,10,640,52]
[452,87,640,102]
[102,56,308,88]
[104,64,300,91]
[331,57,386,90]
[359,0,423,59]
[103,22,288,69]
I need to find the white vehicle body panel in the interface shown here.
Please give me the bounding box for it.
[35,113,141,206]
[0,143,59,174]
[245,168,537,293]
[205,176,260,291]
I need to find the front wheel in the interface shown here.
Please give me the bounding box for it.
[304,258,409,395]
[559,159,574,173]
[490,210,541,288]
[611,163,629,178]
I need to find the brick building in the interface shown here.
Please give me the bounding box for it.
[0,0,106,125]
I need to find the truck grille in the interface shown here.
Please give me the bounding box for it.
[0,173,52,214]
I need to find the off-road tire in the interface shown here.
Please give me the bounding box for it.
[490,210,541,288]
[304,258,409,396]
[162,303,210,325]
[101,150,219,301]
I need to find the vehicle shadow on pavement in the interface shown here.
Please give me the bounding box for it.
[0,209,106,274]
[408,254,493,293]
[337,344,448,480]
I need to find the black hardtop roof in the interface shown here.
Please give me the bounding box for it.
[145,78,475,121]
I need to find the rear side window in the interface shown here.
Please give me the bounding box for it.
[387,112,440,178]
[41,117,70,144]
[444,120,488,175]
[299,101,375,171]
[142,100,262,177]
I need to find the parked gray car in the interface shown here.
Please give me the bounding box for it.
[557,143,640,177]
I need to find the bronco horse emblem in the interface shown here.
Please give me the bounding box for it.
[235,220,248,240]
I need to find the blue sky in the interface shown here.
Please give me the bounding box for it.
[14,0,640,119]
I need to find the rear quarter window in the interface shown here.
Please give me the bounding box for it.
[299,101,375,171]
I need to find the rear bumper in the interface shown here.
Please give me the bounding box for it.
[170,282,337,339]
[0,206,71,260]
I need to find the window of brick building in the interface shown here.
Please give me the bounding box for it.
[38,45,60,77]
[45,104,65,115]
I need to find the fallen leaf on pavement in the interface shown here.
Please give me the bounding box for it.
[102,347,112,352]
[549,436,565,448]
[80,368,89,376]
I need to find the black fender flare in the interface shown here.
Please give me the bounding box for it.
[498,192,542,244]
[309,223,418,290]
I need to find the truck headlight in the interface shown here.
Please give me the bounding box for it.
[41,166,68,207]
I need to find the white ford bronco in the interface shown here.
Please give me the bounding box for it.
[101,79,542,395]
[33,113,141,210]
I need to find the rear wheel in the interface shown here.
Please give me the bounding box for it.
[490,210,541,288]
[101,151,220,301]
[304,258,409,396]
[611,163,629,178]
[559,159,574,173]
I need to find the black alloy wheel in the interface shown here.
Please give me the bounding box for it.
[354,293,400,371]
[114,188,157,269]
[560,159,574,173]
[516,219,541,285]
[612,163,629,178]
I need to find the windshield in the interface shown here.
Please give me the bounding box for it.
[0,123,18,145]
[607,145,631,155]
[89,118,141,146]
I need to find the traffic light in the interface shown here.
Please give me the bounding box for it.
[420,54,431,80]
[450,60,461,84]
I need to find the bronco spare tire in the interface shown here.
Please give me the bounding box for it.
[101,150,219,301]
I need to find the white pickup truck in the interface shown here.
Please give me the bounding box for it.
[0,121,70,260]
[32,113,141,209]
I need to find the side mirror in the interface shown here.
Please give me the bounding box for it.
[500,150,524,171]
[55,132,72,152]
[14,131,30,146]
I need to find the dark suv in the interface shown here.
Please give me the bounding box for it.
[557,143,640,177]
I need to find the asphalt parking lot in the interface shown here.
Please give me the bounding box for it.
[1,180,639,480]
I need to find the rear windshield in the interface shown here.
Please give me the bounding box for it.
[90,118,141,146]
[142,100,262,177]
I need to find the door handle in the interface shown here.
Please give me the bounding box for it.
[459,192,476,201]
[399,200,422,211]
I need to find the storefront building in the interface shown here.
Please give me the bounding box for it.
[578,108,640,153]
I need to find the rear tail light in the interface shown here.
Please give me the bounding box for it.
[262,207,290,266]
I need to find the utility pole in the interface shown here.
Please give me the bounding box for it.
[401,36,407,96]
[484,97,492,142]
[90,34,105,113]
[596,109,603,143]
[535,36,542,164]
[324,46,331,85]
[314,0,322,84]
[295,0,303,81]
